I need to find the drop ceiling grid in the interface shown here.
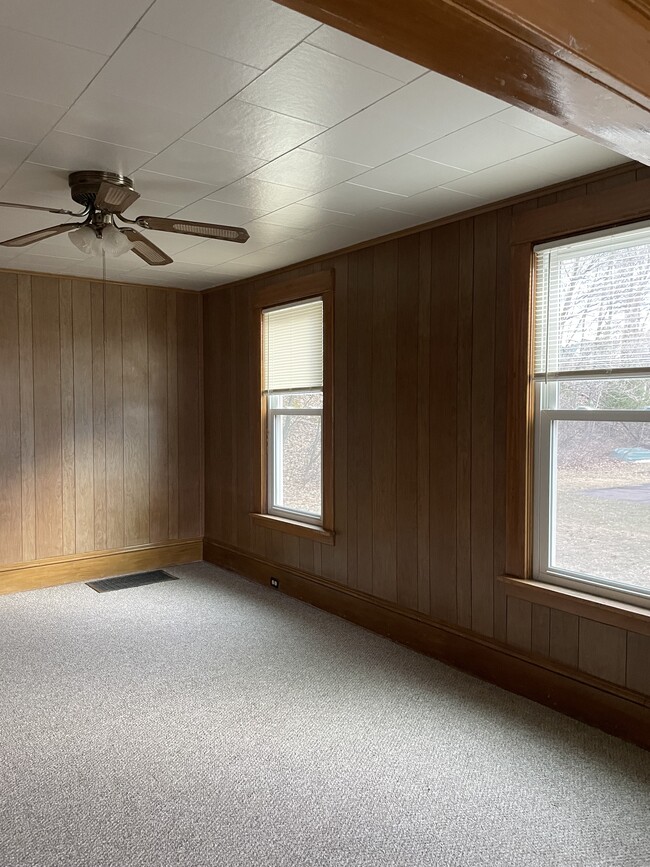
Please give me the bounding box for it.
[0,0,629,289]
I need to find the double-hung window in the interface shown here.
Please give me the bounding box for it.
[533,222,650,607]
[262,298,324,525]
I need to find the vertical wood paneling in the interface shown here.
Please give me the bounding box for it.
[396,235,419,610]
[416,231,431,616]
[167,291,179,540]
[506,596,532,651]
[626,632,650,694]
[332,256,349,587]
[177,293,201,539]
[578,619,627,686]
[0,273,201,569]
[104,284,124,550]
[371,242,398,603]
[17,276,35,562]
[0,273,22,565]
[72,281,94,552]
[201,168,650,704]
[92,283,107,551]
[346,254,359,590]
[59,281,75,555]
[147,287,169,542]
[470,213,497,637]
[31,277,63,559]
[355,247,374,595]
[122,284,149,546]
[429,222,459,623]
[456,220,473,627]
[531,604,550,657]
[549,610,579,668]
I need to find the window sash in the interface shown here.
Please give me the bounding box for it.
[533,382,650,609]
[266,391,323,525]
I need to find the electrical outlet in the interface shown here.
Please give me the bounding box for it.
[270,577,279,588]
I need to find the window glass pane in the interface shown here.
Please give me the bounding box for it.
[273,413,322,517]
[554,378,650,410]
[550,420,650,590]
[275,391,323,410]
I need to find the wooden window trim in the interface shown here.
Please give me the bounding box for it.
[250,270,335,542]
[505,180,650,621]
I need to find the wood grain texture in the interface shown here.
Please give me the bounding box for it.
[0,272,202,572]
[270,0,650,163]
[202,166,650,706]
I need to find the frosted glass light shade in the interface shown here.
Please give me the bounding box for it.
[69,225,133,258]
[69,226,102,256]
[101,225,133,257]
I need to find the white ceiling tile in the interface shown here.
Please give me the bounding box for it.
[57,89,201,154]
[0,138,34,185]
[255,202,351,230]
[237,43,403,126]
[225,245,292,268]
[140,0,317,69]
[171,198,263,225]
[143,140,264,186]
[393,186,484,219]
[173,240,245,266]
[0,93,64,145]
[130,171,219,207]
[0,164,73,210]
[350,155,469,197]
[369,72,509,139]
[243,220,308,245]
[0,0,151,55]
[207,262,265,279]
[120,198,177,220]
[185,100,325,162]
[250,149,367,192]
[208,178,310,213]
[92,29,259,118]
[413,117,552,173]
[29,131,154,175]
[515,137,629,181]
[494,106,576,143]
[134,229,204,255]
[306,25,425,82]
[298,183,408,215]
[0,27,105,107]
[444,157,562,200]
[351,208,424,236]
[301,102,440,167]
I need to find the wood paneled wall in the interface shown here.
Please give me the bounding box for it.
[0,272,202,567]
[204,163,650,704]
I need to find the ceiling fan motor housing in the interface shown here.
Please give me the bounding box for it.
[68,171,135,213]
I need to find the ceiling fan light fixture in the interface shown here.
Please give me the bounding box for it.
[101,224,133,257]
[69,225,102,256]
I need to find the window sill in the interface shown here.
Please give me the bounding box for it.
[499,574,650,637]
[250,513,335,545]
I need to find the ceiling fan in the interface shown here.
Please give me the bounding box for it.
[0,170,249,265]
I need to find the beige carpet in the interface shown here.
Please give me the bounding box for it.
[0,561,649,866]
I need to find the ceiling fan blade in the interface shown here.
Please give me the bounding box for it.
[133,215,249,243]
[0,222,85,248]
[122,228,173,266]
[94,181,140,213]
[0,200,86,217]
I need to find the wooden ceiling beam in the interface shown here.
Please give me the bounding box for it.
[273,0,650,165]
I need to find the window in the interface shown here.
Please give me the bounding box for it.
[251,272,333,543]
[533,223,650,606]
[263,299,324,524]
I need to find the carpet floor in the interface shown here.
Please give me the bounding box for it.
[1,561,649,866]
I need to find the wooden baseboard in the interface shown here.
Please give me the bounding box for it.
[0,538,203,596]
[204,538,650,750]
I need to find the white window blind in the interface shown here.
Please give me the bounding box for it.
[262,298,323,393]
[534,224,650,378]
